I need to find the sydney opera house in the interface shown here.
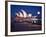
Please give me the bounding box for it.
[15,10,41,24]
[11,9,42,32]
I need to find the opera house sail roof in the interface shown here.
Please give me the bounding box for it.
[16,9,32,18]
[15,9,40,24]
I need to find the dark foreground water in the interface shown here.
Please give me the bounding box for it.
[11,22,41,32]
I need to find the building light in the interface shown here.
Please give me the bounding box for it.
[28,14,32,17]
[37,11,40,14]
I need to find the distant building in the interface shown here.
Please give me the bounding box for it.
[15,9,41,24]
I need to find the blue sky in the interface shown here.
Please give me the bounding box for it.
[11,5,42,17]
